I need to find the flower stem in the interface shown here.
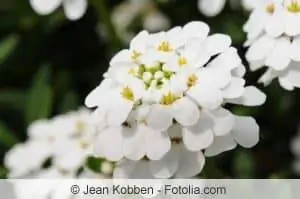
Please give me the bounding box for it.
[91,0,123,52]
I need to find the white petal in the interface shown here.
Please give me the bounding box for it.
[265,10,286,37]
[85,78,115,108]
[106,95,133,126]
[205,134,237,157]
[130,30,149,52]
[149,145,180,178]
[29,0,61,15]
[122,126,146,161]
[231,64,246,77]
[146,128,171,160]
[258,68,277,86]
[182,113,214,151]
[94,127,123,161]
[226,86,266,106]
[109,49,132,66]
[172,97,200,126]
[290,36,300,62]
[113,159,136,178]
[175,145,205,178]
[198,0,226,17]
[63,0,87,20]
[265,37,291,71]
[285,13,300,37]
[183,21,210,41]
[147,104,173,131]
[279,77,295,91]
[209,108,235,136]
[205,34,231,56]
[249,59,265,72]
[232,115,259,148]
[279,62,300,89]
[188,83,223,110]
[246,35,275,63]
[222,77,245,99]
[209,47,242,71]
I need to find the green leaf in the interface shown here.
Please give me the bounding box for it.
[0,166,8,179]
[0,89,26,110]
[85,156,102,173]
[233,150,256,178]
[25,65,53,124]
[0,121,19,148]
[0,35,19,66]
[59,90,79,112]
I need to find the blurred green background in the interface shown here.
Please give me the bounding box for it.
[0,0,299,179]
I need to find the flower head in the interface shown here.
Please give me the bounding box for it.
[86,21,266,178]
[244,0,300,90]
[29,0,87,20]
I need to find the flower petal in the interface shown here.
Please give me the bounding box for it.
[29,0,61,15]
[205,134,237,157]
[222,77,245,99]
[290,36,300,62]
[265,10,286,37]
[265,37,291,71]
[149,145,180,178]
[208,47,242,71]
[198,0,226,17]
[183,21,210,41]
[122,126,146,161]
[231,115,259,148]
[205,34,231,56]
[94,127,123,161]
[246,35,275,64]
[226,86,266,106]
[175,145,205,178]
[188,83,223,110]
[182,113,214,151]
[146,128,171,160]
[147,104,173,131]
[63,0,87,20]
[209,108,235,136]
[172,97,200,126]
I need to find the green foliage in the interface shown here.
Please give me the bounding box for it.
[233,150,256,178]
[0,121,18,148]
[25,65,53,124]
[0,35,19,68]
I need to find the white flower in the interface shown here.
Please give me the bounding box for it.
[5,108,101,178]
[111,0,170,42]
[86,21,265,178]
[4,140,52,178]
[291,127,300,174]
[244,0,300,90]
[197,0,262,17]
[29,0,87,20]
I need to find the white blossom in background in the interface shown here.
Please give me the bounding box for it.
[85,21,266,178]
[291,126,300,174]
[244,0,300,90]
[4,108,113,179]
[111,0,170,42]
[29,0,87,20]
[197,0,264,17]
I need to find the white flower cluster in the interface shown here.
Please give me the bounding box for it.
[85,21,266,178]
[4,108,113,179]
[245,0,300,90]
[291,127,300,174]
[29,0,87,20]
[198,0,263,17]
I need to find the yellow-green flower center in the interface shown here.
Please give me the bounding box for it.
[160,92,180,105]
[121,86,135,101]
[287,1,300,13]
[266,3,275,14]
[187,74,198,88]
[158,41,173,52]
